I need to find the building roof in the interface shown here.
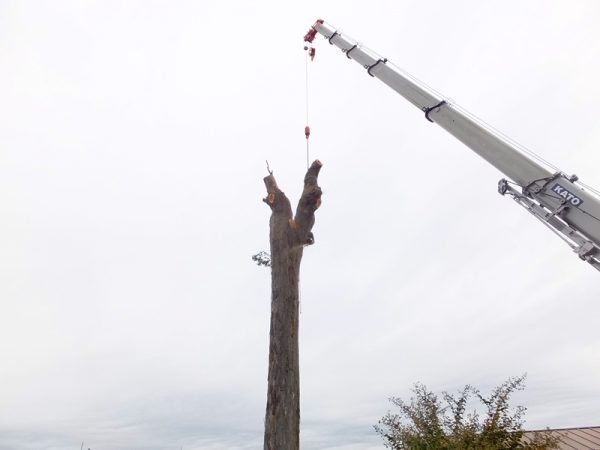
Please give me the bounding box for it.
[523,426,600,450]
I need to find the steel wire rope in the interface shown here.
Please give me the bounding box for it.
[452,103,562,172]
[576,180,600,198]
[337,31,600,189]
[384,57,563,173]
[334,32,600,257]
[305,50,310,169]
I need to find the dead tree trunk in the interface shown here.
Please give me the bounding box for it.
[262,160,323,450]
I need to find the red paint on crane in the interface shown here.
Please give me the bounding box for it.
[303,19,324,43]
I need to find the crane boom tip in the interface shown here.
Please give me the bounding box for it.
[303,19,324,43]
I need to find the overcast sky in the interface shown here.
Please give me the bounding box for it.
[1,1,600,449]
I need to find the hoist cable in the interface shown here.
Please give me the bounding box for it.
[577,180,600,198]
[305,50,310,169]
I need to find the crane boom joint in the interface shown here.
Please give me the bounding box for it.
[344,44,358,59]
[423,100,447,122]
[366,58,388,77]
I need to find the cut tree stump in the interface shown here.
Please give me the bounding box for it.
[262,160,323,450]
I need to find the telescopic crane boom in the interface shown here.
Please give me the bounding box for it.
[305,19,600,272]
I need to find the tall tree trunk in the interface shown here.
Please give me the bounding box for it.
[262,160,323,450]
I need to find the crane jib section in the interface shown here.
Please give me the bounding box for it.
[308,20,600,271]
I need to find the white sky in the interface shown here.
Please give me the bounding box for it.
[1,1,600,449]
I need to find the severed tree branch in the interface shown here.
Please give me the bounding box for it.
[294,160,323,246]
[263,173,293,217]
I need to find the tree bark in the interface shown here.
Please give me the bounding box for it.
[262,160,323,450]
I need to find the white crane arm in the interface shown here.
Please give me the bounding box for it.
[306,20,600,272]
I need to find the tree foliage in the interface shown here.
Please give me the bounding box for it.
[375,375,560,450]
